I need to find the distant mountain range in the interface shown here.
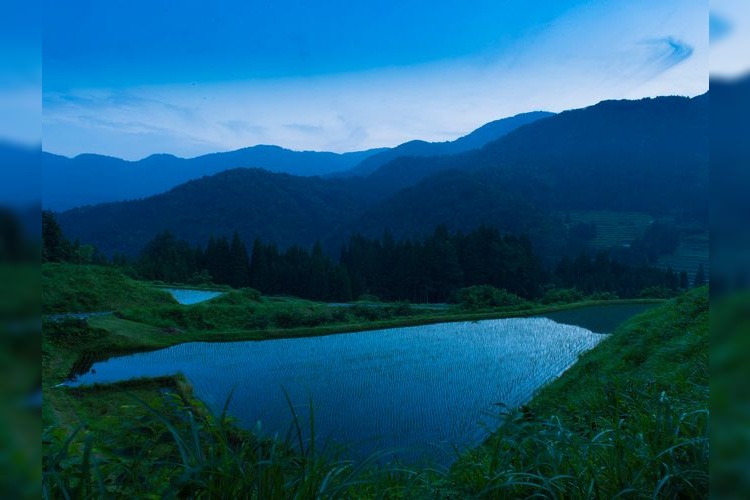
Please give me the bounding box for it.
[43,111,552,211]
[335,111,554,178]
[57,93,708,264]
[42,146,382,211]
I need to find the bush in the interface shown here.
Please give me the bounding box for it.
[351,303,386,321]
[450,285,525,310]
[541,287,584,304]
[44,318,105,346]
[357,294,380,303]
[638,286,676,299]
[240,288,262,302]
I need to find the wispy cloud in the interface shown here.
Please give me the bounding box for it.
[221,120,266,135]
[283,123,325,134]
[710,13,732,43]
[42,0,707,159]
[643,37,694,71]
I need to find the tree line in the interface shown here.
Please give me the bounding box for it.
[130,224,699,303]
[43,210,703,303]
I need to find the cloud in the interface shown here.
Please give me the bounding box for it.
[222,120,266,134]
[283,123,325,134]
[710,13,732,43]
[643,37,694,70]
[42,1,708,159]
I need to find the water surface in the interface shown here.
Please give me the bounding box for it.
[69,317,605,465]
[536,303,656,333]
[164,288,224,305]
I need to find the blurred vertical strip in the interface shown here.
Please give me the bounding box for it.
[0,0,41,498]
[710,1,750,497]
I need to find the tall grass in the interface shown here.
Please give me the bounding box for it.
[451,387,708,498]
[42,389,444,498]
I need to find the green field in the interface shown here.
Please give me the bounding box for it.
[566,210,708,279]
[658,230,709,280]
[566,210,665,247]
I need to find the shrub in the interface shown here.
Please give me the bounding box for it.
[541,287,584,304]
[450,285,525,310]
[638,286,676,299]
[240,287,262,302]
[357,294,380,303]
[44,318,105,347]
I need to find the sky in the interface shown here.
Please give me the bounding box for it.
[40,0,711,160]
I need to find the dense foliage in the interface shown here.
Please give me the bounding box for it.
[42,263,176,314]
[132,224,694,303]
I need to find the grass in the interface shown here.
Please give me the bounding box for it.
[565,210,709,279]
[566,210,663,248]
[42,263,177,314]
[449,286,708,497]
[657,230,709,280]
[41,263,706,497]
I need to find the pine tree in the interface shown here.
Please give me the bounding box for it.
[693,263,707,287]
[228,230,250,288]
[679,270,689,289]
[42,211,72,262]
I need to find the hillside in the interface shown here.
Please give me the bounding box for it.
[56,168,368,257]
[325,168,566,259]
[329,94,708,262]
[42,264,176,313]
[338,111,553,178]
[42,146,383,211]
[361,94,708,212]
[452,286,708,497]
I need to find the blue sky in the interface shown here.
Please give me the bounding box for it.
[0,1,40,147]
[42,0,709,160]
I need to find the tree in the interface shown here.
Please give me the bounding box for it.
[693,263,707,287]
[42,211,72,262]
[679,270,689,289]
[228,230,250,288]
[137,231,197,283]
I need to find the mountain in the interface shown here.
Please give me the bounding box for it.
[323,168,566,259]
[471,94,709,214]
[43,111,552,211]
[337,111,554,178]
[359,94,708,214]
[57,93,708,263]
[56,168,368,257]
[326,93,708,258]
[42,145,385,211]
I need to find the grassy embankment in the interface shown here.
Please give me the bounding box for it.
[42,264,661,381]
[43,264,705,497]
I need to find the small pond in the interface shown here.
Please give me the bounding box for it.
[164,288,224,305]
[68,316,610,465]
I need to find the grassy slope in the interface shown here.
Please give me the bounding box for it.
[42,263,177,314]
[531,286,707,419]
[450,286,708,497]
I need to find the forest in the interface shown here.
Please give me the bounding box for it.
[44,211,703,304]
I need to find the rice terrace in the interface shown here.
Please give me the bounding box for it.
[38,1,712,497]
